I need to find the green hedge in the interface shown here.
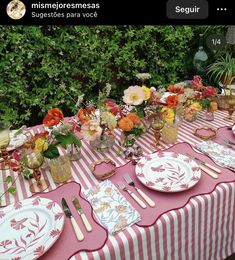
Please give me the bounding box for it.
[0,25,226,127]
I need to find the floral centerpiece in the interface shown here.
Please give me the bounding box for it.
[118,112,144,147]
[77,84,121,152]
[21,108,81,167]
[191,75,218,121]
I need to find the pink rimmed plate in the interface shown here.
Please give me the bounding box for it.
[0,197,65,259]
[135,152,201,192]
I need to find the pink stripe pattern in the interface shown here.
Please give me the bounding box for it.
[0,110,234,259]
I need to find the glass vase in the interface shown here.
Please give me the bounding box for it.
[49,156,72,183]
[66,144,81,161]
[184,112,198,122]
[204,110,214,121]
[161,122,178,144]
[90,132,115,153]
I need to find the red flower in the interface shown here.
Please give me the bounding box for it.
[166,95,179,108]
[202,86,217,98]
[104,99,121,116]
[191,75,203,90]
[43,108,64,127]
[43,114,61,127]
[47,108,64,120]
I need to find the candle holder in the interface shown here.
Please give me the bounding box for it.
[0,122,11,170]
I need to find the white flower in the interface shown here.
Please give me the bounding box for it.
[123,86,145,106]
[136,73,151,81]
[76,94,84,107]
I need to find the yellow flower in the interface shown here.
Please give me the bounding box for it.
[34,138,48,153]
[141,85,151,100]
[101,111,117,131]
[191,102,202,112]
[161,107,175,124]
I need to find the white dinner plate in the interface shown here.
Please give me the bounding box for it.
[7,130,27,151]
[0,197,65,259]
[135,152,201,192]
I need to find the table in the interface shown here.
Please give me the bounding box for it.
[1,110,235,260]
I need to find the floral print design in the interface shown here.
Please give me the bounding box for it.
[0,197,64,259]
[196,141,235,171]
[84,180,141,234]
[136,152,201,192]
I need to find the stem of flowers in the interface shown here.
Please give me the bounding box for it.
[0,173,20,205]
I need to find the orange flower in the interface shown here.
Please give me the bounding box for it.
[43,108,64,127]
[166,95,179,109]
[210,101,218,112]
[118,117,134,132]
[43,114,61,127]
[47,108,64,121]
[33,132,49,141]
[126,112,141,124]
[77,108,90,124]
[167,85,175,92]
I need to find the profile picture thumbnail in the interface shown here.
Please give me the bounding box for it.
[6,0,26,20]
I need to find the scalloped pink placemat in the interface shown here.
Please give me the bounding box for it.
[34,182,108,260]
[108,126,235,227]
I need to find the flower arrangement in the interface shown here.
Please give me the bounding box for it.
[184,101,202,122]
[24,108,81,160]
[161,94,180,124]
[190,75,218,113]
[118,112,145,147]
[76,84,121,151]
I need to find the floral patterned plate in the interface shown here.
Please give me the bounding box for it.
[7,130,27,152]
[135,152,201,192]
[0,197,65,259]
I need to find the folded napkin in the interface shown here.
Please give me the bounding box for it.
[83,180,141,234]
[195,141,235,171]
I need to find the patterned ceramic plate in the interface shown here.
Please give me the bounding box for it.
[0,197,65,259]
[7,130,27,152]
[135,152,201,192]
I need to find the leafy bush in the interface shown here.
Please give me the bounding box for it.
[0,25,226,127]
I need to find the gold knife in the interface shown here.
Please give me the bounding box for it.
[72,196,92,232]
[61,198,84,241]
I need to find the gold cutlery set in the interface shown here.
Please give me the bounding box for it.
[61,197,92,241]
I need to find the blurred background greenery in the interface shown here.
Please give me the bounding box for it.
[0,25,231,127]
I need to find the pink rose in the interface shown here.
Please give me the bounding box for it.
[202,86,217,98]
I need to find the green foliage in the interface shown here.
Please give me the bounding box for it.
[0,25,226,127]
[54,133,81,148]
[207,53,235,85]
[43,144,60,159]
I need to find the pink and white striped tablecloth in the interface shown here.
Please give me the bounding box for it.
[1,110,235,259]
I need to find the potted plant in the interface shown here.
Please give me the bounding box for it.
[207,53,235,86]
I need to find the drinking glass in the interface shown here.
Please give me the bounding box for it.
[23,150,50,193]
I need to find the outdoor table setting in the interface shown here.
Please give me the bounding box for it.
[1,75,235,260]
